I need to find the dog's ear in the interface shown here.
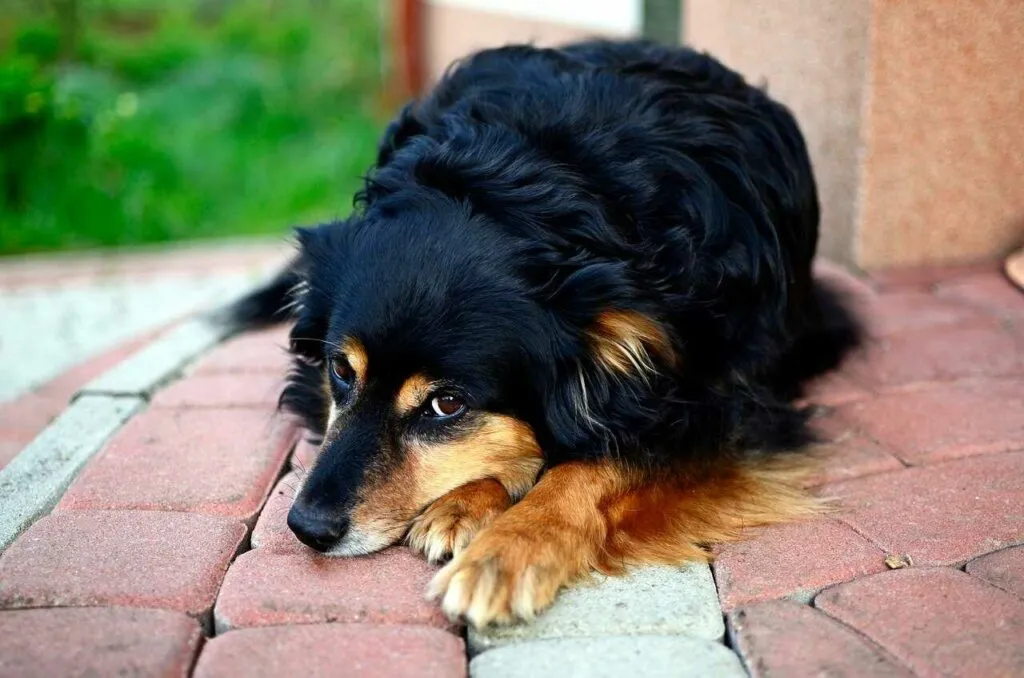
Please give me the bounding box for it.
[584,310,675,382]
[280,221,353,438]
[535,307,674,457]
[288,219,357,365]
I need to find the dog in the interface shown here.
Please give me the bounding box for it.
[225,39,861,628]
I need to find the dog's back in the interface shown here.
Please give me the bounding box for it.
[230,38,861,459]
[370,40,854,404]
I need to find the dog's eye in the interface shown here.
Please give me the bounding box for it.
[428,394,466,419]
[330,357,356,389]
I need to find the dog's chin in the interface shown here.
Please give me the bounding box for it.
[319,525,404,558]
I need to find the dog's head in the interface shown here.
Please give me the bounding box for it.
[283,193,675,555]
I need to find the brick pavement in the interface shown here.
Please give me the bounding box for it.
[0,327,167,470]
[0,239,288,465]
[0,261,1020,676]
[720,262,1024,677]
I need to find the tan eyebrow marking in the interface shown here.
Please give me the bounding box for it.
[396,374,434,415]
[341,337,368,383]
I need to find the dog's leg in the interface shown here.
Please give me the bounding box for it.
[407,478,513,563]
[427,460,624,626]
[428,456,823,627]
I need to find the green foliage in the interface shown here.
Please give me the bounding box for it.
[0,0,385,254]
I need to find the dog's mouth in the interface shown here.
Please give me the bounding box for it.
[318,520,410,557]
[287,411,544,557]
[287,482,424,557]
[288,508,413,557]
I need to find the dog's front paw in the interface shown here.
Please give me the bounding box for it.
[426,525,574,627]
[407,478,511,563]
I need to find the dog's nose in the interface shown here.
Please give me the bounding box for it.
[287,502,348,552]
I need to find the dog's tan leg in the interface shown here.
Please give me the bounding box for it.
[407,478,513,563]
[427,461,624,626]
[427,456,823,627]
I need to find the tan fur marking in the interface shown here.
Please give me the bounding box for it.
[586,310,675,378]
[347,448,417,548]
[396,374,433,415]
[429,454,826,627]
[349,414,543,549]
[599,456,826,570]
[413,415,544,502]
[320,338,368,433]
[341,337,368,382]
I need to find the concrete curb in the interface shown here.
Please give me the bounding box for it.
[467,563,746,676]
[469,635,748,678]
[468,564,725,655]
[0,395,143,551]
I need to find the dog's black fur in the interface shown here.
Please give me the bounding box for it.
[230,39,860,515]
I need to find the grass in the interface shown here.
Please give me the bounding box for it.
[0,0,387,255]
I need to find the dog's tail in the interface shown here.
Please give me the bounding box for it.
[216,261,302,333]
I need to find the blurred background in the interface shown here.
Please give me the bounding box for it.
[1,1,1022,446]
[2,0,1022,269]
[0,0,386,255]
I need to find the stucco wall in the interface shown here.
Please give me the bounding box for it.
[685,0,1024,269]
[684,0,871,266]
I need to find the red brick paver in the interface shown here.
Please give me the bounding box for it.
[191,326,293,375]
[250,471,304,552]
[292,437,320,471]
[858,290,984,338]
[805,408,904,485]
[815,568,1024,677]
[866,262,996,292]
[966,546,1024,600]
[718,265,1024,676]
[0,510,245,620]
[58,408,297,521]
[799,372,872,408]
[840,377,1024,464]
[728,600,913,678]
[194,624,466,678]
[714,519,887,611]
[935,271,1024,316]
[0,607,203,678]
[214,548,451,632]
[845,317,1021,388]
[825,451,1024,565]
[3,258,1020,678]
[149,372,287,410]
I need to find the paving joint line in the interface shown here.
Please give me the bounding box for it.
[709,547,752,675]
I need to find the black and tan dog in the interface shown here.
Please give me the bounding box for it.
[226,39,861,627]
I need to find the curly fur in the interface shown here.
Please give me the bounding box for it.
[225,39,861,589]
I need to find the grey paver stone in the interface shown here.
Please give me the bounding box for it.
[80,319,229,397]
[0,395,143,550]
[469,636,747,678]
[469,564,724,655]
